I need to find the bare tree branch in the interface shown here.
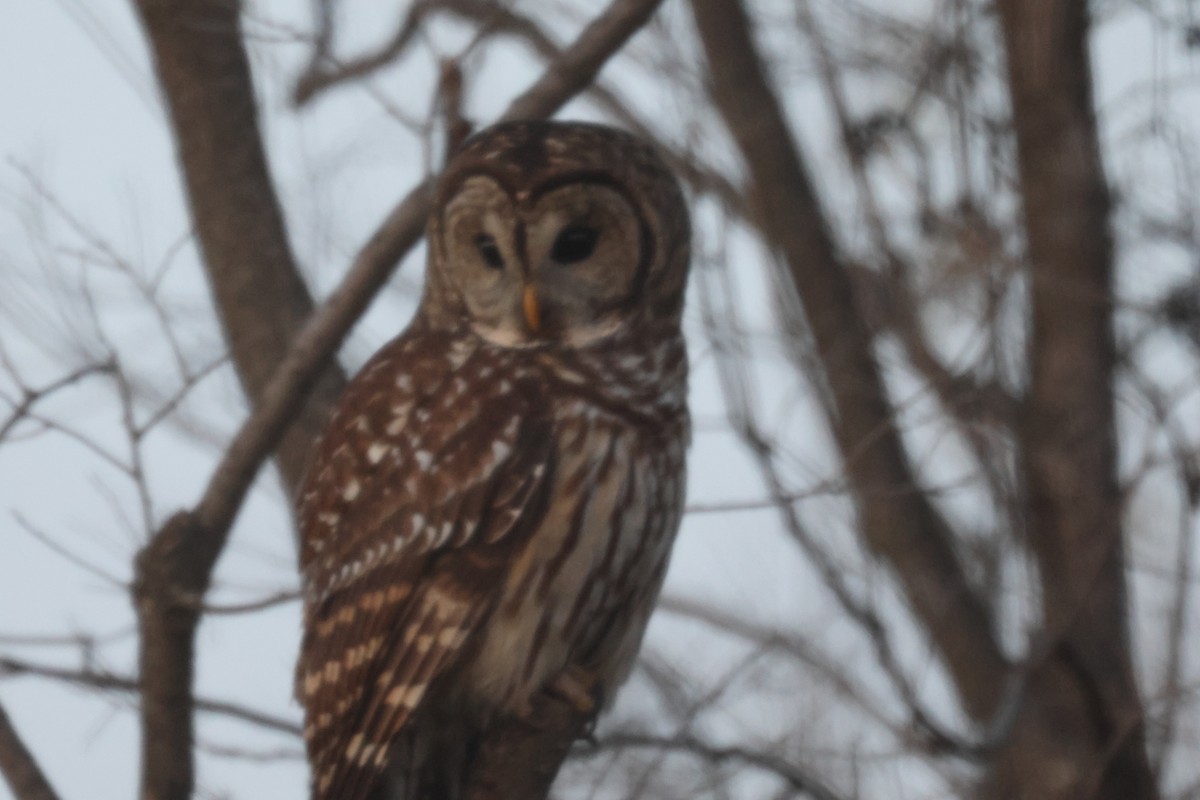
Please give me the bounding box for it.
[292,1,431,105]
[991,1,1159,797]
[13,512,127,590]
[0,360,114,445]
[696,247,1010,764]
[0,702,60,800]
[499,0,664,123]
[585,731,848,800]
[657,596,902,740]
[1127,369,1200,776]
[133,0,347,502]
[0,655,301,738]
[688,0,1009,722]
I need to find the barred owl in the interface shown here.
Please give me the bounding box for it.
[296,120,690,800]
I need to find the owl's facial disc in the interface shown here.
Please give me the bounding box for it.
[440,177,524,346]
[441,175,646,349]
[524,183,644,346]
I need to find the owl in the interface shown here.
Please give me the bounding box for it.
[295,120,691,800]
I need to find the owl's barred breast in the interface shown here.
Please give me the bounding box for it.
[465,396,687,713]
[299,326,688,716]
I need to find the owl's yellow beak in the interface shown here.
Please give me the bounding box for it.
[523,284,541,333]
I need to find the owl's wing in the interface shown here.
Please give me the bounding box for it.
[296,338,554,800]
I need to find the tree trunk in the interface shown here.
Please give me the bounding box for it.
[991,1,1158,795]
[133,0,346,501]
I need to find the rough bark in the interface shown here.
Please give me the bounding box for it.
[992,1,1159,797]
[689,0,1010,722]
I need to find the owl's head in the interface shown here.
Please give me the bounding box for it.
[421,121,690,348]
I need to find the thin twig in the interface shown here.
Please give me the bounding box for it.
[201,589,301,615]
[0,656,301,738]
[292,1,433,105]
[197,740,304,763]
[12,512,127,589]
[657,596,901,738]
[0,361,113,444]
[584,731,848,800]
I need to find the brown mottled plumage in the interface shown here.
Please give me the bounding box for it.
[296,121,691,800]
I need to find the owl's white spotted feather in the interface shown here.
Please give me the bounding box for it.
[297,120,691,800]
[297,330,557,798]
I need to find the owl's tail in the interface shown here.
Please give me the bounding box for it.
[374,720,475,800]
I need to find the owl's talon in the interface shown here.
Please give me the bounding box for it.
[548,666,603,716]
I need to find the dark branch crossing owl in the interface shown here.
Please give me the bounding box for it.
[296,120,691,800]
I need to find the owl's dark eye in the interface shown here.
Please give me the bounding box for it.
[474,233,504,269]
[551,225,598,264]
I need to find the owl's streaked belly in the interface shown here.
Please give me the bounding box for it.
[464,404,685,714]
